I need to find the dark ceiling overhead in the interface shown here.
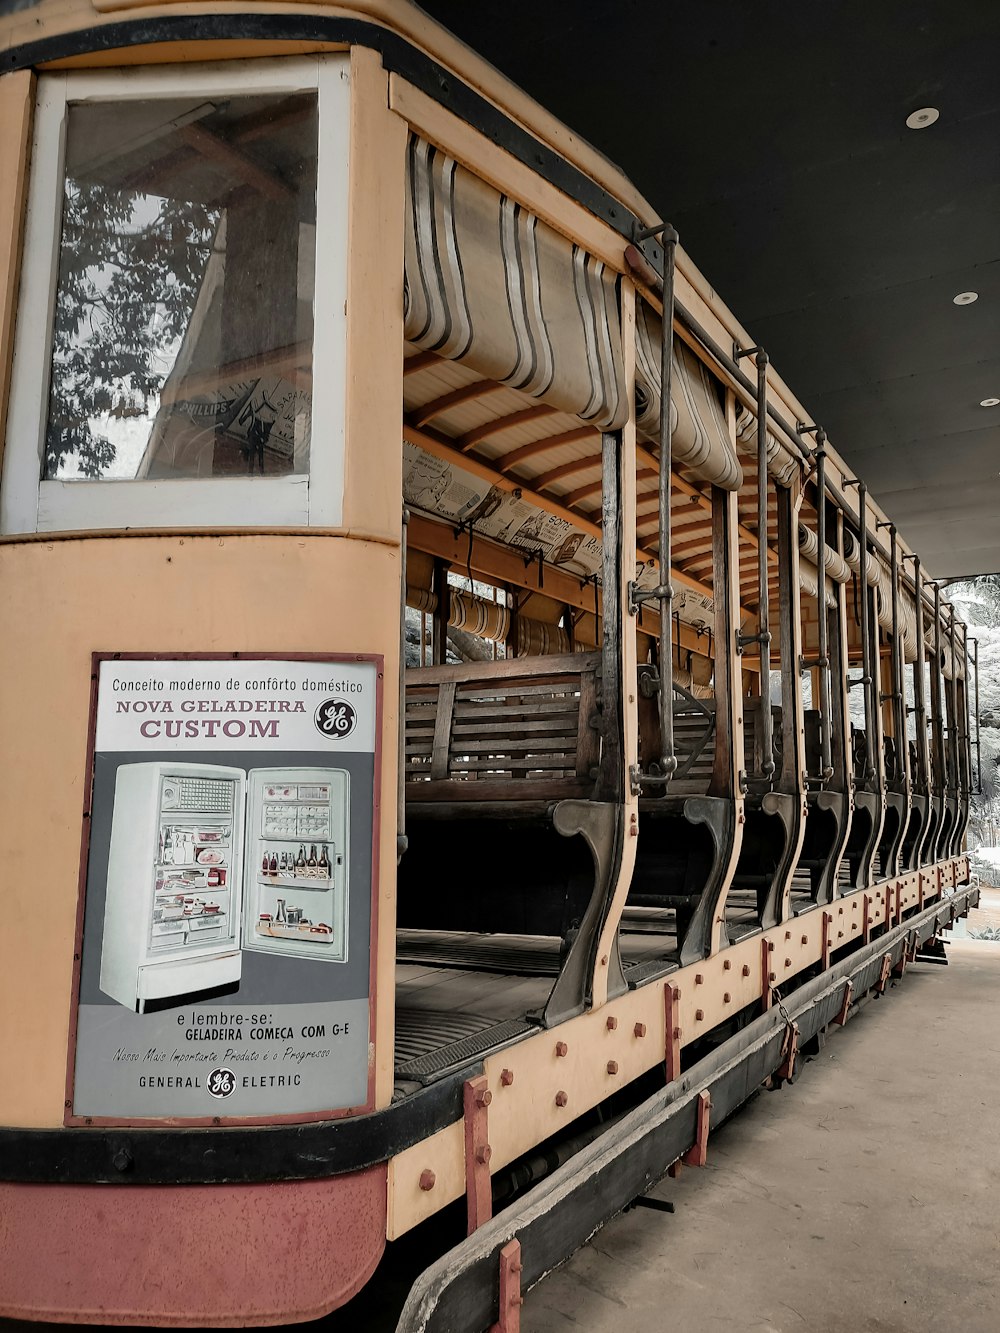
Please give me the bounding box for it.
[420,1,1000,578]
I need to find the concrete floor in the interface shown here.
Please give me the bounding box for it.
[524,938,1000,1333]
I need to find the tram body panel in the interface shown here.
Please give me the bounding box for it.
[0,3,978,1328]
[0,1168,387,1326]
[0,533,401,1129]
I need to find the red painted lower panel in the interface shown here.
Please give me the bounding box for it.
[0,1167,386,1326]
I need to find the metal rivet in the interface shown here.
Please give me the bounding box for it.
[555,1041,568,1057]
[607,1060,619,1075]
[742,964,751,977]
[606,1016,618,1031]
[785,931,792,940]
[500,1068,514,1087]
[695,973,704,984]
[475,1087,492,1107]
[767,941,775,952]
[801,935,808,945]
[634,1022,647,1038]
[769,972,776,982]
[419,1169,436,1191]
[723,992,732,1003]
[476,1145,492,1165]
[785,958,792,967]
[695,1009,704,1021]
[555,1091,568,1107]
[723,959,732,971]
[112,1148,133,1173]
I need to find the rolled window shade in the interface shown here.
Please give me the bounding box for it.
[407,586,581,656]
[798,524,852,584]
[403,135,627,430]
[734,404,799,488]
[634,300,743,490]
[798,557,837,608]
[843,532,920,663]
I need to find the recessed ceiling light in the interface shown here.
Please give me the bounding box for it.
[953,291,979,305]
[906,107,939,129]
[981,397,1000,407]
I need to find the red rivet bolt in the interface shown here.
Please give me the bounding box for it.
[742,964,751,977]
[555,1091,568,1107]
[801,935,808,945]
[723,992,731,1003]
[419,1169,436,1191]
[769,971,777,982]
[723,959,732,971]
[500,1068,514,1087]
[695,973,704,984]
[767,941,775,952]
[555,1041,568,1057]
[634,1022,647,1038]
[476,1145,492,1166]
[695,1009,704,1021]
[607,1060,619,1075]
[475,1087,492,1107]
[785,931,792,940]
[606,1015,618,1031]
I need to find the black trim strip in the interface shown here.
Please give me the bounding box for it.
[0,1064,469,1184]
[0,10,664,276]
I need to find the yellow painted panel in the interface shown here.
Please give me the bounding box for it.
[0,533,400,1126]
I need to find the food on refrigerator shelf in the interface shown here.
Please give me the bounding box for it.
[197,849,224,865]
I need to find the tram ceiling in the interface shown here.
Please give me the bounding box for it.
[420,0,1000,579]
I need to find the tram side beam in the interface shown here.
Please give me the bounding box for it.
[395,884,978,1333]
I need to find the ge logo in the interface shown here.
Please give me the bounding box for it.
[315,698,357,740]
[207,1068,236,1099]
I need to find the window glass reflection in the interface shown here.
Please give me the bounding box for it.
[45,93,317,481]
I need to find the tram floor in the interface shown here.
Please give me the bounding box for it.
[522,936,1000,1333]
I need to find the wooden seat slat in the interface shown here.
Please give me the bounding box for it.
[404,652,601,809]
[448,735,580,755]
[451,718,578,737]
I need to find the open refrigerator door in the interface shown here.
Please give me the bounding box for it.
[243,768,350,962]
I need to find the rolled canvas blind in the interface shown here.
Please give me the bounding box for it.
[404,136,627,430]
[403,138,743,492]
[634,301,743,490]
[736,406,800,488]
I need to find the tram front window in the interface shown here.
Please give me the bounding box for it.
[43,92,317,483]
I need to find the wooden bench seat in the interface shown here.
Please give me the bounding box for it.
[404,652,602,810]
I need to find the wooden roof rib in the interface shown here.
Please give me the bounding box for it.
[402,343,772,629]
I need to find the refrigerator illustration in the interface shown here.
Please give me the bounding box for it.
[99,763,350,1012]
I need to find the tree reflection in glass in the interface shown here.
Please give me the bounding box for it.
[44,93,317,482]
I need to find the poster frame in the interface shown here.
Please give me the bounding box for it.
[63,650,384,1129]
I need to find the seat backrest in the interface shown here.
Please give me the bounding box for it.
[405,652,602,803]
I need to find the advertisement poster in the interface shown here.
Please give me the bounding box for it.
[70,657,379,1123]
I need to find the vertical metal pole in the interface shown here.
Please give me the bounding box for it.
[814,441,833,779]
[656,228,679,778]
[972,636,982,795]
[886,525,904,783]
[911,556,930,794]
[398,509,409,863]
[857,484,875,782]
[931,582,945,808]
[755,351,774,779]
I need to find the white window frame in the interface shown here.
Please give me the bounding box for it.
[1,56,350,535]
